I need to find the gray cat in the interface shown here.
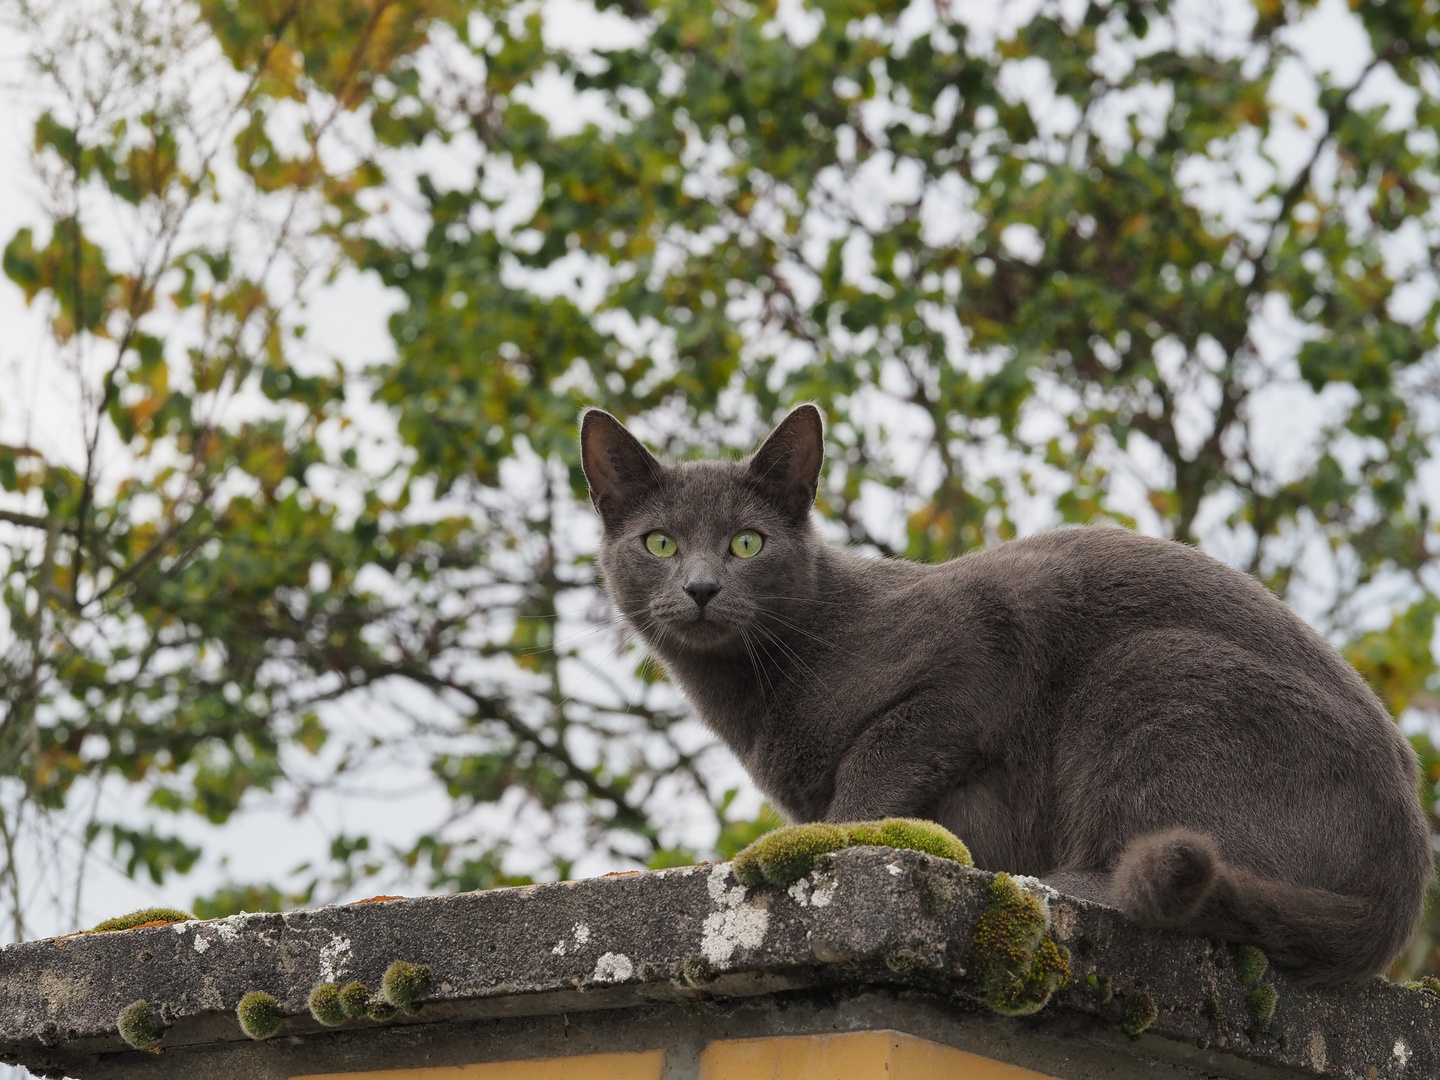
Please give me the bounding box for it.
[580,403,1432,984]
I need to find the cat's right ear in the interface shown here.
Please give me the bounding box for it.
[579,408,663,525]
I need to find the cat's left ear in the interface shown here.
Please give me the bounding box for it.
[748,404,825,521]
[580,408,663,525]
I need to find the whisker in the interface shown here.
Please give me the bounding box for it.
[761,611,871,663]
[510,618,627,657]
[755,628,831,707]
[752,622,834,700]
[739,626,776,705]
[553,611,669,716]
[506,599,655,658]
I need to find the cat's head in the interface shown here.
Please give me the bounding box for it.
[580,405,825,653]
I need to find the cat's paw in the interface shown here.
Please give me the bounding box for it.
[972,872,1071,1016]
[731,818,972,888]
[1112,828,1217,926]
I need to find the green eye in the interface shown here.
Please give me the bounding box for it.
[730,530,763,558]
[645,532,677,557]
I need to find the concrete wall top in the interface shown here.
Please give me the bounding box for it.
[0,846,1435,1079]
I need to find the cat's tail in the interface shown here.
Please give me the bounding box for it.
[1110,829,1418,985]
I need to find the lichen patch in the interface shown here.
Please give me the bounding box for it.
[701,865,769,967]
[701,904,769,966]
[591,952,634,983]
[214,916,243,941]
[786,868,838,909]
[318,935,352,983]
[553,922,591,956]
[706,863,735,903]
[1008,875,1058,905]
[186,913,254,956]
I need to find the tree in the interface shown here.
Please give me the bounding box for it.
[4,0,1440,975]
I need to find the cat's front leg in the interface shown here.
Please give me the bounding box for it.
[822,699,979,822]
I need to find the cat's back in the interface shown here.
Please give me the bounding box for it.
[911,526,1364,687]
[820,526,1392,751]
[959,524,1253,599]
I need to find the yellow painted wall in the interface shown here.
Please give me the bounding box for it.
[291,1031,1060,1079]
[292,1050,665,1080]
[698,1031,1059,1079]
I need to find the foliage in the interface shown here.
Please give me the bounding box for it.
[192,883,306,920]
[5,0,1440,978]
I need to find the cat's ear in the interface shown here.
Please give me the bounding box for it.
[748,403,825,521]
[580,408,663,524]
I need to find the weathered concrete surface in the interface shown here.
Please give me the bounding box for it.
[0,847,1435,1079]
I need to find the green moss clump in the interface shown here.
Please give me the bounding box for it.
[1120,991,1158,1036]
[1247,985,1277,1033]
[1404,975,1440,997]
[381,960,432,1014]
[116,1000,163,1050]
[366,998,397,1021]
[1204,994,1224,1027]
[845,819,973,865]
[88,908,195,933]
[732,823,847,887]
[237,991,283,1040]
[308,983,346,1026]
[731,818,972,888]
[338,982,371,1019]
[971,872,1071,1016]
[1232,944,1268,986]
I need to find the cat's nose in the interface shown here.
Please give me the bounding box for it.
[685,581,720,609]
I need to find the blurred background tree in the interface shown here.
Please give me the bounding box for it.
[4,0,1440,985]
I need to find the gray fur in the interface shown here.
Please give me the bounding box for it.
[580,404,1433,984]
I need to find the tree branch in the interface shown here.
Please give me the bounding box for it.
[0,509,53,531]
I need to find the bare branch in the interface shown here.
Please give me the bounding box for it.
[0,509,53,531]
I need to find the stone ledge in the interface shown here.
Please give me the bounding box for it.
[0,847,1434,1079]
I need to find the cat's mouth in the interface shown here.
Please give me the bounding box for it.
[662,611,735,643]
